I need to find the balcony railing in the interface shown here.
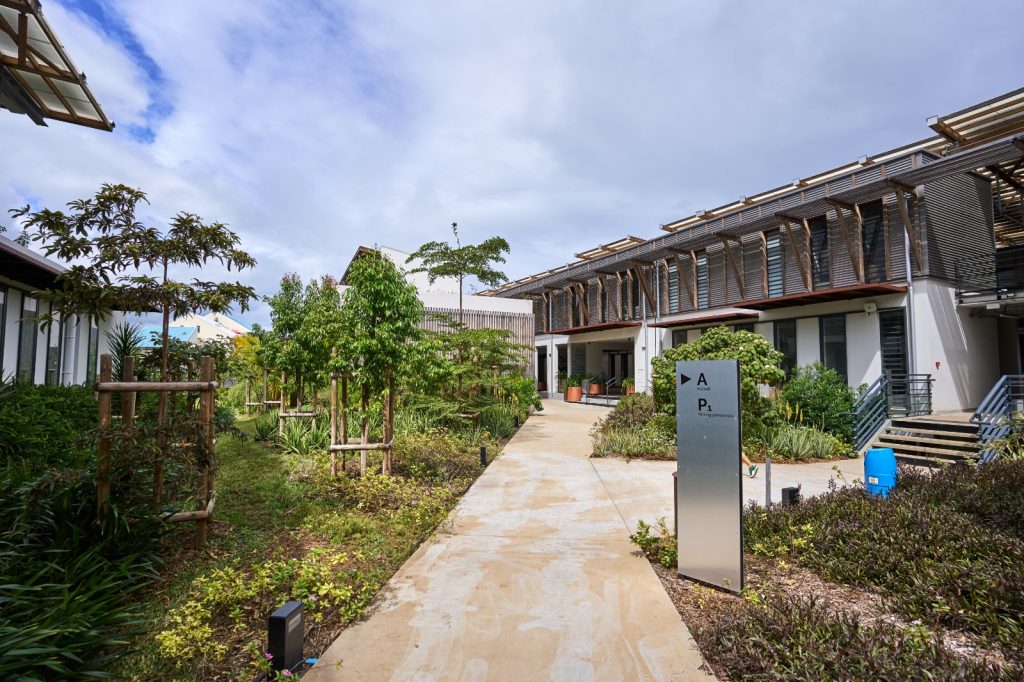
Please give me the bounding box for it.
[955,249,1024,303]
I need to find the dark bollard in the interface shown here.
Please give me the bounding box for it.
[268,601,304,673]
[480,445,487,467]
[781,486,801,507]
[514,415,520,428]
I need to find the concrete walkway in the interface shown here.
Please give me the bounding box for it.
[305,400,711,681]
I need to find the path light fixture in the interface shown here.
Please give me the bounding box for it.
[268,601,304,673]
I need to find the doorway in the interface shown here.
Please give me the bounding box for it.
[603,350,632,393]
[536,347,548,392]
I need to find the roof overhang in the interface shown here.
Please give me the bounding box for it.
[650,310,760,328]
[0,0,113,130]
[0,233,63,288]
[742,283,907,310]
[545,321,641,335]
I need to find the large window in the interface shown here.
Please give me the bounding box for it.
[671,329,687,347]
[667,259,680,314]
[734,322,756,333]
[765,232,784,298]
[861,200,886,282]
[809,216,830,289]
[696,252,709,310]
[45,317,63,385]
[86,321,99,385]
[774,319,797,377]
[819,314,847,381]
[0,286,6,378]
[17,295,39,383]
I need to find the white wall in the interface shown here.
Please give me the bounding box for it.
[911,278,999,412]
[419,290,532,314]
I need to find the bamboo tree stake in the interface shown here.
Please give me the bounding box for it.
[382,374,394,475]
[121,356,136,426]
[341,374,349,475]
[97,355,112,521]
[196,356,214,547]
[360,383,370,476]
[279,371,287,436]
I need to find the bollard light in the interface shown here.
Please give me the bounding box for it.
[268,600,304,673]
[480,445,487,467]
[781,486,801,507]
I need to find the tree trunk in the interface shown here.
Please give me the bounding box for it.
[382,374,394,475]
[154,286,170,508]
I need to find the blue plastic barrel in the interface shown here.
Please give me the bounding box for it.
[864,447,897,497]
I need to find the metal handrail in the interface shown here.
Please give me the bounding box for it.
[972,375,1024,463]
[955,250,1024,303]
[886,373,934,417]
[853,374,889,451]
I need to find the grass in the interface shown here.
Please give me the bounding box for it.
[118,415,494,680]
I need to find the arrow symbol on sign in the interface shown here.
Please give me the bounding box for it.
[680,373,691,385]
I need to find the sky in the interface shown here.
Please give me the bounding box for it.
[3,0,1022,325]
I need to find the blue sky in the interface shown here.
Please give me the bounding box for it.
[3,0,1023,324]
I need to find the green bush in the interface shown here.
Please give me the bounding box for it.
[592,422,675,459]
[630,518,677,568]
[392,430,481,483]
[705,595,1008,681]
[768,423,853,461]
[602,393,657,431]
[479,403,518,439]
[0,381,97,473]
[744,464,1024,663]
[779,362,856,444]
[252,413,279,441]
[651,326,784,436]
[279,418,329,455]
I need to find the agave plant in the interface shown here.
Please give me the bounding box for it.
[104,322,146,381]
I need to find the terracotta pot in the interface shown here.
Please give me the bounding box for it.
[566,386,583,402]
[624,385,636,395]
[537,381,546,392]
[588,383,603,396]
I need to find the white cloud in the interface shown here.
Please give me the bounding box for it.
[2,0,1022,324]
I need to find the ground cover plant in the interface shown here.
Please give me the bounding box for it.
[630,461,1024,679]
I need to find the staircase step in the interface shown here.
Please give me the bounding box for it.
[877,434,979,451]
[890,418,978,434]
[869,441,980,459]
[894,452,977,468]
[880,427,979,441]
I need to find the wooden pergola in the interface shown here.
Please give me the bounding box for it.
[0,0,113,130]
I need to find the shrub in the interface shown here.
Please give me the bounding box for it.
[779,362,856,444]
[0,381,97,473]
[479,403,518,439]
[744,466,1024,662]
[592,422,675,459]
[252,413,279,441]
[651,326,784,436]
[279,418,329,455]
[392,430,481,483]
[705,595,1008,681]
[630,518,677,568]
[768,423,852,461]
[602,393,657,431]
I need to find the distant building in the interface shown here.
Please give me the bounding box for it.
[340,245,535,369]
[1,235,123,385]
[171,312,252,343]
[138,325,199,348]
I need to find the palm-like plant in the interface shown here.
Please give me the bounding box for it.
[104,322,145,381]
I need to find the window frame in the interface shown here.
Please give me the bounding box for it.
[861,200,887,283]
[86,320,99,386]
[819,314,847,382]
[765,231,784,298]
[16,294,39,383]
[671,329,687,347]
[0,285,6,379]
[45,316,63,386]
[809,215,830,289]
[695,252,709,310]
[773,318,798,378]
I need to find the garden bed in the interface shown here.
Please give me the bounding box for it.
[118,417,516,680]
[633,462,1024,680]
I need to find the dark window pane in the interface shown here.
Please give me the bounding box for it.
[667,260,680,314]
[861,200,886,282]
[0,287,6,378]
[819,314,847,381]
[766,232,784,297]
[810,216,830,288]
[631,273,641,318]
[672,329,687,347]
[774,319,797,377]
[45,319,63,385]
[17,295,38,383]
[734,322,755,333]
[86,323,99,385]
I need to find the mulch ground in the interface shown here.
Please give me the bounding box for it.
[648,555,1012,680]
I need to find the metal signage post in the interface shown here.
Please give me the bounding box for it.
[676,359,743,592]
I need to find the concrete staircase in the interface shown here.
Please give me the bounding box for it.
[869,416,980,466]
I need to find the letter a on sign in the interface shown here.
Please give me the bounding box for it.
[675,359,743,592]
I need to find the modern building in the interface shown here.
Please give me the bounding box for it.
[1,235,122,385]
[490,88,1024,428]
[341,245,535,367]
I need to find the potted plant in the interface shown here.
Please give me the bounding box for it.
[564,374,583,403]
[622,377,636,395]
[556,370,567,393]
[588,373,604,396]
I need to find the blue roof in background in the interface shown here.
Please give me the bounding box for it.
[139,325,197,346]
[219,313,251,332]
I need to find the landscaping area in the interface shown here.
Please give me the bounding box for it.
[592,326,857,463]
[631,461,1024,680]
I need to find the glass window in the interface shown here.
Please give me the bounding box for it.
[810,216,830,289]
[766,232,784,297]
[17,295,39,383]
[86,321,99,385]
[734,322,755,333]
[696,252,709,310]
[631,272,641,318]
[599,283,608,323]
[861,200,886,282]
[667,260,680,314]
[45,317,63,385]
[671,329,687,347]
[0,286,6,378]
[819,314,847,381]
[620,276,629,320]
[774,319,797,377]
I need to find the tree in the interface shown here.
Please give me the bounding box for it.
[651,326,785,437]
[12,184,257,503]
[339,251,423,474]
[407,222,510,324]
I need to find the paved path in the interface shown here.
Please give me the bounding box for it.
[306,400,711,681]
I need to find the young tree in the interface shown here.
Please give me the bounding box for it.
[12,183,257,503]
[406,222,510,324]
[339,251,423,475]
